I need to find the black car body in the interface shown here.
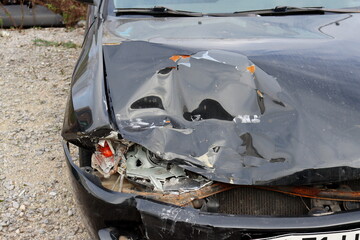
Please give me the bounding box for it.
[62,0,360,239]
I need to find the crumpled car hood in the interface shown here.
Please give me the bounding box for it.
[103,14,360,185]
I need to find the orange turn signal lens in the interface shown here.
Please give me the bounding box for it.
[98,142,113,157]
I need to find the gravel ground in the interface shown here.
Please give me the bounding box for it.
[0,28,90,239]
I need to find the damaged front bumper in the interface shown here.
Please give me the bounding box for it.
[63,142,360,240]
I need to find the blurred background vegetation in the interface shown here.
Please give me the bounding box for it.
[34,0,87,26]
[0,0,87,26]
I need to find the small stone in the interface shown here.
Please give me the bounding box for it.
[12,201,19,209]
[76,20,86,28]
[18,189,26,196]
[43,210,51,217]
[19,205,26,211]
[4,181,15,190]
[0,221,9,227]
[67,210,73,216]
[72,226,79,235]
[0,30,10,37]
[49,191,57,196]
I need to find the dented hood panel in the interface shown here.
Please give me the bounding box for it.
[103,14,360,185]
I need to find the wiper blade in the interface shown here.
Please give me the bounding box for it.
[234,6,360,16]
[114,6,203,17]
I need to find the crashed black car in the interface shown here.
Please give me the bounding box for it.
[62,0,360,239]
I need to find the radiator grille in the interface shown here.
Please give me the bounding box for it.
[215,187,310,217]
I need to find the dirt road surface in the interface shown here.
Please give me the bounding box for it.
[0,28,91,239]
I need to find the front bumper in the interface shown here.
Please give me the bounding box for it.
[63,142,360,240]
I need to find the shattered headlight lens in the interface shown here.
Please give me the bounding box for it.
[91,140,116,178]
[91,139,211,193]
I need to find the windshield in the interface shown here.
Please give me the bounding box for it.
[113,0,360,13]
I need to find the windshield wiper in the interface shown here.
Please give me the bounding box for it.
[234,6,360,16]
[114,5,360,17]
[114,6,203,17]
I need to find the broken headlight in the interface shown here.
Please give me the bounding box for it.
[91,139,211,193]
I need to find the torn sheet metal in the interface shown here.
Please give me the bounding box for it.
[122,182,234,207]
[125,145,186,191]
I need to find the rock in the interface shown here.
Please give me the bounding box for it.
[12,201,19,209]
[43,210,51,217]
[67,210,73,217]
[76,20,86,28]
[0,221,9,227]
[0,30,10,37]
[3,181,15,191]
[49,192,57,196]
